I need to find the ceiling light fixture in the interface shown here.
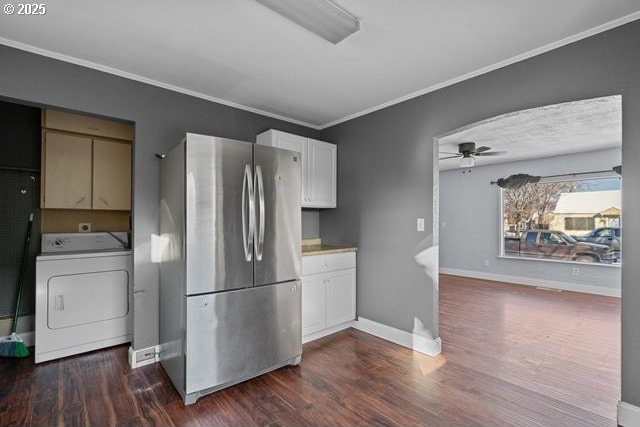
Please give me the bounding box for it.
[459,155,475,168]
[256,0,360,44]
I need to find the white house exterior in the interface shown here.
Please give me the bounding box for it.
[551,190,621,234]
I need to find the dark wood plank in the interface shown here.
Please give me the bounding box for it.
[0,274,620,426]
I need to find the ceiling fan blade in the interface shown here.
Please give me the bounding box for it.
[476,151,507,156]
[474,146,492,153]
[439,155,461,160]
[439,151,461,155]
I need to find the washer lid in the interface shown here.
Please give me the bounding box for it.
[37,249,132,261]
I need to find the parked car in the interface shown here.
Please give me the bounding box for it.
[571,227,621,256]
[505,230,616,263]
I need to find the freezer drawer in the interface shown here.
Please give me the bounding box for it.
[185,281,302,396]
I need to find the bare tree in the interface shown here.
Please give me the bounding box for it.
[504,181,579,232]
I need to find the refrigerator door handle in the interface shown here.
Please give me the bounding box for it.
[255,165,265,261]
[242,164,255,262]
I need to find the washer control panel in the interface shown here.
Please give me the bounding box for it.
[41,232,129,253]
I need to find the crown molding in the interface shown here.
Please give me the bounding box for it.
[0,37,322,130]
[318,11,640,129]
[1,10,639,131]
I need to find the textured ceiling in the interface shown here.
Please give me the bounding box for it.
[438,95,622,170]
[0,1,639,128]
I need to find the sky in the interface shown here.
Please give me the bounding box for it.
[576,177,621,192]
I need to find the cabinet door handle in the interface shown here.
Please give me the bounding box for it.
[75,196,86,206]
[100,197,109,206]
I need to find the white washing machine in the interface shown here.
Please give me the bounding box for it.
[35,233,132,363]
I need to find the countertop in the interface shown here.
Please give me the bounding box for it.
[302,239,357,256]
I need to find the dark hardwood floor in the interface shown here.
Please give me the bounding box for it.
[0,274,620,426]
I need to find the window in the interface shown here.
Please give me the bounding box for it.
[540,232,564,245]
[564,217,595,231]
[595,228,613,238]
[501,176,621,264]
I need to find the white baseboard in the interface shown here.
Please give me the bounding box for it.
[353,317,442,356]
[302,321,356,344]
[0,330,34,347]
[618,401,640,426]
[0,315,35,337]
[440,267,620,297]
[128,345,160,369]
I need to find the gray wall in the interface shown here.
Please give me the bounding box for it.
[439,148,621,295]
[321,98,440,338]
[0,44,321,349]
[320,20,640,406]
[302,209,320,239]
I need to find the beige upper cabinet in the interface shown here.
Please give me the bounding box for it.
[93,139,132,210]
[41,109,133,211]
[43,132,93,209]
[256,129,337,208]
[43,109,134,141]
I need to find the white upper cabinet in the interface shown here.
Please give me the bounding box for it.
[257,130,336,208]
[307,138,336,208]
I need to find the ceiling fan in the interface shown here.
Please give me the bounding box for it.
[439,142,507,167]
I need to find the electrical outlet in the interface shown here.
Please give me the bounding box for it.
[572,267,580,276]
[417,218,425,232]
[79,223,91,232]
[484,260,490,267]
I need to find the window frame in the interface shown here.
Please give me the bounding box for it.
[498,171,621,267]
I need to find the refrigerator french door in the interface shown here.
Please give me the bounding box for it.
[159,133,302,405]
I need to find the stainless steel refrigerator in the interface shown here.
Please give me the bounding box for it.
[159,133,302,405]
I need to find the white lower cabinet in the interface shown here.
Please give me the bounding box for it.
[326,269,356,327]
[301,275,327,336]
[302,252,356,342]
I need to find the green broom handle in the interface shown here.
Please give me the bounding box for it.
[11,213,33,335]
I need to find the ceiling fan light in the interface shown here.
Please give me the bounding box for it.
[459,156,475,168]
